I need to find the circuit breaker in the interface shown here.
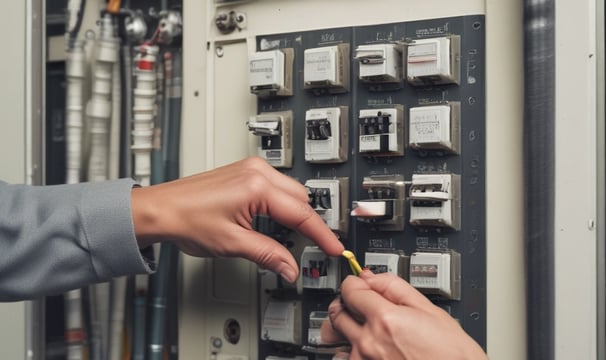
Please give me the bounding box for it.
[300,246,340,291]
[358,106,405,156]
[249,48,294,97]
[410,250,461,300]
[305,178,349,234]
[406,35,460,85]
[364,251,409,278]
[303,44,350,94]
[351,174,406,231]
[354,43,402,83]
[409,173,461,229]
[304,107,348,163]
[251,15,485,359]
[248,111,293,168]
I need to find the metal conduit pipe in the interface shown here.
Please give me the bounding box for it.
[523,0,556,358]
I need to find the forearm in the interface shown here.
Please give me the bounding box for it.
[0,179,154,301]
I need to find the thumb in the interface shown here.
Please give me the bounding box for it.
[236,230,299,283]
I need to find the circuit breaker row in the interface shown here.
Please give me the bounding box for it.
[261,248,460,347]
[305,173,460,234]
[249,36,460,97]
[299,246,461,298]
[248,102,459,167]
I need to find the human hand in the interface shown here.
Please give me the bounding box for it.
[131,157,344,282]
[322,271,487,360]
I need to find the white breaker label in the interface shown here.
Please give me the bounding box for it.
[250,58,275,84]
[360,134,386,151]
[305,50,336,82]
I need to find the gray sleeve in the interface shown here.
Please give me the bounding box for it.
[0,178,155,302]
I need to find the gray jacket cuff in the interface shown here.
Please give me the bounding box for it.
[80,178,156,280]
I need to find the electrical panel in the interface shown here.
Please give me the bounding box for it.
[250,15,485,359]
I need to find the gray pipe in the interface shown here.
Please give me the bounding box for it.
[119,44,133,178]
[524,0,555,359]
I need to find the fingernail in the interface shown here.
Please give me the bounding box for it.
[328,299,341,315]
[279,267,297,283]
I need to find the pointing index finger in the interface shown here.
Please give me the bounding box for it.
[264,187,344,257]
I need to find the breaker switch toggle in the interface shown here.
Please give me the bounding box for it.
[306,119,332,140]
[307,186,332,210]
[248,119,281,137]
[351,200,393,218]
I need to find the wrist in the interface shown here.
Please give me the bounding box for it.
[131,186,164,248]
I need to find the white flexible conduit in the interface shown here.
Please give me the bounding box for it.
[65,42,86,184]
[86,14,118,182]
[84,15,120,360]
[132,43,159,187]
[64,1,86,359]
[131,43,159,360]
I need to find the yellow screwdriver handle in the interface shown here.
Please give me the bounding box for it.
[342,250,363,276]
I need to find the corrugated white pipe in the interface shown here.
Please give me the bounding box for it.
[132,44,159,187]
[86,14,118,182]
[131,43,159,360]
[64,38,86,360]
[65,42,86,184]
[66,0,83,37]
[84,15,119,360]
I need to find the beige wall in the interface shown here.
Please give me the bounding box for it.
[0,1,27,359]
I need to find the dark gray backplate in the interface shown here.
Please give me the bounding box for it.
[256,15,486,358]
